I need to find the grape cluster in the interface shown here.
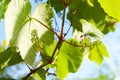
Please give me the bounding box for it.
[31,29,39,47]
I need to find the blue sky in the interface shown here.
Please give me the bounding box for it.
[0,20,5,44]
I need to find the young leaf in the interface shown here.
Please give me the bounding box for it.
[80,19,104,39]
[0,47,22,70]
[89,42,109,66]
[98,0,120,22]
[98,17,116,34]
[5,0,54,66]
[54,39,84,79]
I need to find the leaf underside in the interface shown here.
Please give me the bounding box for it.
[5,0,54,66]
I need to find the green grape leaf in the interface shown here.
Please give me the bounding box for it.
[26,77,34,80]
[0,46,3,52]
[68,0,81,10]
[41,41,57,64]
[0,0,11,21]
[98,0,120,22]
[89,42,109,66]
[80,19,104,39]
[98,17,116,34]
[0,78,14,80]
[48,0,64,13]
[5,0,54,66]
[67,0,116,34]
[55,39,84,79]
[0,47,23,70]
[34,69,46,80]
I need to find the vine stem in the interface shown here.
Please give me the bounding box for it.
[23,4,67,80]
[23,63,48,80]
[49,39,61,63]
[49,7,66,63]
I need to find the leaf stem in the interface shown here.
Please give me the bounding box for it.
[25,63,32,72]
[23,63,48,80]
[60,7,66,39]
[31,18,59,38]
[63,40,86,48]
[54,17,60,32]
[64,24,71,38]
